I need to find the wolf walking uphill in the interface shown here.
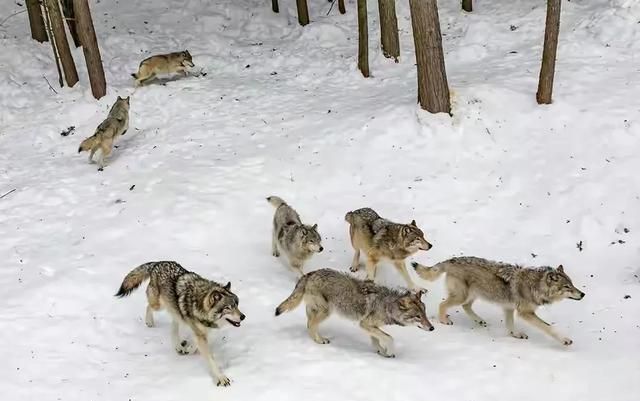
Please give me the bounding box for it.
[412,257,585,346]
[345,207,432,289]
[77,96,130,171]
[131,50,195,86]
[267,196,323,277]
[275,268,434,358]
[115,261,245,387]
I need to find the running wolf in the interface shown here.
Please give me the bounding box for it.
[115,261,245,386]
[131,50,194,86]
[412,257,585,346]
[345,207,432,289]
[275,268,433,357]
[267,196,323,277]
[78,96,130,171]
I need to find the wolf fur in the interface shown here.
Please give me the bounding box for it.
[345,207,432,289]
[412,256,585,346]
[131,50,194,86]
[116,261,245,386]
[275,268,433,357]
[267,196,323,277]
[78,96,130,171]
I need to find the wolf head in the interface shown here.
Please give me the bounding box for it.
[116,95,130,108]
[392,289,434,331]
[181,50,195,68]
[543,265,585,302]
[400,220,432,252]
[203,282,246,327]
[298,224,323,253]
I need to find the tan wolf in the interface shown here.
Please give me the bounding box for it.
[115,261,245,386]
[78,96,130,171]
[412,257,585,346]
[275,268,433,357]
[267,196,323,277]
[345,207,432,289]
[131,50,194,86]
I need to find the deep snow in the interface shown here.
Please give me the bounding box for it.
[1,0,639,400]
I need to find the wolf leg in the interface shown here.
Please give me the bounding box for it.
[173,320,196,354]
[290,260,304,278]
[360,322,394,357]
[462,299,487,326]
[504,308,527,339]
[192,328,231,386]
[271,229,280,257]
[392,260,418,290]
[145,284,161,327]
[306,303,330,344]
[438,276,467,325]
[349,248,361,272]
[364,256,378,281]
[88,147,97,163]
[518,311,572,346]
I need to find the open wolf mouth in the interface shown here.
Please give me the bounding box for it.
[226,318,241,327]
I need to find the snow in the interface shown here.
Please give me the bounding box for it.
[1,0,639,400]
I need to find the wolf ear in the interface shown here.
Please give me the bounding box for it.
[410,220,417,227]
[224,282,231,290]
[312,223,318,230]
[557,265,564,273]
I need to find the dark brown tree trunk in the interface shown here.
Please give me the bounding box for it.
[272,0,279,13]
[296,0,309,26]
[61,0,81,47]
[462,0,472,12]
[42,1,63,86]
[357,0,369,77]
[26,0,48,42]
[378,0,400,62]
[44,0,78,87]
[74,0,106,99]
[536,0,561,104]
[339,0,346,14]
[409,0,451,114]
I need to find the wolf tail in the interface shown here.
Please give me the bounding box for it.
[115,262,155,297]
[411,261,446,282]
[78,135,97,153]
[275,274,309,316]
[131,72,138,79]
[266,195,287,208]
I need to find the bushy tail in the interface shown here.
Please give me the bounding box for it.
[78,135,97,153]
[131,72,138,79]
[411,261,446,282]
[267,195,287,208]
[275,274,309,316]
[115,263,155,297]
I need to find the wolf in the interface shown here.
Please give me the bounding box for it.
[267,196,323,277]
[275,268,433,357]
[345,207,432,289]
[131,50,194,86]
[78,96,130,171]
[412,257,585,346]
[115,261,245,386]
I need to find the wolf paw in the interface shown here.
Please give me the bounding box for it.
[562,338,573,346]
[314,337,330,345]
[377,350,395,358]
[439,316,453,325]
[175,340,197,355]
[272,250,280,257]
[510,331,528,340]
[476,320,488,327]
[145,318,154,328]
[216,376,231,387]
[349,265,360,273]
[97,167,104,172]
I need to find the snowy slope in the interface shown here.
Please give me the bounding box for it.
[1,0,639,400]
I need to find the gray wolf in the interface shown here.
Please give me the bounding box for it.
[275,268,433,357]
[412,256,585,346]
[115,261,245,386]
[267,196,323,277]
[78,96,130,171]
[131,50,194,86]
[345,207,432,289]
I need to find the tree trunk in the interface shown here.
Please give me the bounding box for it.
[26,0,48,42]
[44,0,78,87]
[272,0,279,13]
[42,1,64,87]
[339,0,346,14]
[378,0,399,62]
[409,0,451,114]
[61,0,81,47]
[357,0,369,77]
[536,0,561,105]
[296,0,309,26]
[462,0,472,12]
[74,0,106,99]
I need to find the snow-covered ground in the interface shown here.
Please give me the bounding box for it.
[1,0,639,399]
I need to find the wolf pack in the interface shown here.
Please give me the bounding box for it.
[78,51,586,387]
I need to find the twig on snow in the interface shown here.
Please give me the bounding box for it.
[43,75,58,94]
[327,0,336,15]
[0,188,17,199]
[0,9,26,27]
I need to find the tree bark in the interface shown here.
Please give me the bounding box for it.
[26,0,48,42]
[462,0,472,12]
[74,0,106,99]
[44,0,78,87]
[296,0,309,26]
[339,0,346,14]
[378,0,400,62]
[409,0,451,114]
[42,1,63,87]
[536,0,561,104]
[357,0,369,77]
[61,0,81,47]
[272,0,279,13]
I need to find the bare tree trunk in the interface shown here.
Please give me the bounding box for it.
[409,0,451,114]
[44,0,78,87]
[42,1,63,87]
[357,0,370,77]
[74,0,106,99]
[272,0,279,13]
[26,0,48,42]
[61,0,81,47]
[339,0,346,14]
[378,0,400,62]
[462,0,472,12]
[296,0,309,26]
[536,0,561,104]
